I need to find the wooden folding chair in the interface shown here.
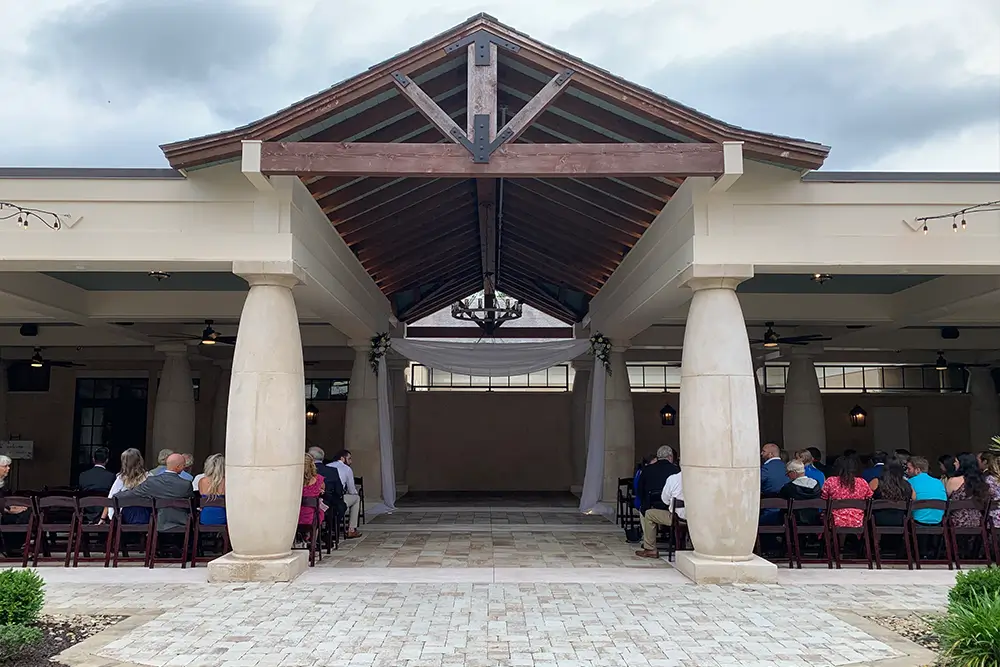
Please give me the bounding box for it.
[296,497,322,566]
[829,498,873,569]
[869,499,913,569]
[32,495,79,567]
[755,498,793,568]
[789,498,832,569]
[354,477,366,525]
[112,496,155,567]
[909,499,952,570]
[946,498,993,568]
[192,497,229,568]
[73,497,114,567]
[615,477,632,526]
[148,498,193,569]
[0,495,36,567]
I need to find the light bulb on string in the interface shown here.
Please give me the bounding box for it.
[961,216,967,230]
[922,222,929,234]
[953,215,958,232]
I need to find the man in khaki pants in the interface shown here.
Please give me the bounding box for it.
[634,445,679,559]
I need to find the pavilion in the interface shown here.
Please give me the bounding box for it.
[1,14,998,583]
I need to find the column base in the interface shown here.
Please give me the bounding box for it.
[674,552,777,585]
[207,551,308,583]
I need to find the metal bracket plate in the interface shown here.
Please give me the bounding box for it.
[390,71,410,88]
[471,114,492,163]
[444,29,520,65]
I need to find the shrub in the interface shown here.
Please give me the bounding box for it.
[949,567,1000,608]
[0,623,43,662]
[0,570,44,626]
[935,590,1000,667]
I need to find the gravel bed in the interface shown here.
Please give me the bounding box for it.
[2,614,125,667]
[866,613,942,665]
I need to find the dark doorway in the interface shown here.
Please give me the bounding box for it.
[72,378,149,484]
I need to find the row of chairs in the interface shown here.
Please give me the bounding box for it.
[755,497,999,570]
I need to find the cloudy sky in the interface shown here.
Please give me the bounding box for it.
[1,0,998,171]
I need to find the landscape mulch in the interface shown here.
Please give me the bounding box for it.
[2,614,124,667]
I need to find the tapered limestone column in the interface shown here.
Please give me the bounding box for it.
[782,350,826,458]
[570,361,592,490]
[388,360,409,487]
[208,274,307,582]
[602,344,635,502]
[675,277,777,584]
[0,362,7,439]
[210,363,232,456]
[968,367,1000,450]
[151,344,196,457]
[345,345,382,502]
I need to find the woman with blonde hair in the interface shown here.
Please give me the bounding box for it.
[298,453,325,527]
[102,448,150,524]
[197,454,227,525]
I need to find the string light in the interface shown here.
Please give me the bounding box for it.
[0,201,65,230]
[915,200,1000,234]
[952,215,958,232]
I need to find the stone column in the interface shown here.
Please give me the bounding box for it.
[570,360,592,490]
[388,360,409,488]
[210,362,232,456]
[151,344,196,459]
[602,344,635,503]
[0,361,7,439]
[208,273,307,582]
[968,367,1000,451]
[675,277,777,584]
[782,350,826,458]
[345,344,382,502]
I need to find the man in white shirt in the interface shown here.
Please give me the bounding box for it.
[660,471,685,521]
[327,449,362,538]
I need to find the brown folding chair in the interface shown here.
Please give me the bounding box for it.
[73,497,114,567]
[0,495,36,567]
[829,498,873,569]
[789,498,832,569]
[946,499,993,568]
[192,497,229,568]
[296,497,322,567]
[354,477,365,525]
[323,506,340,554]
[869,499,913,569]
[148,498,193,569]
[112,496,155,567]
[909,499,952,569]
[755,498,793,568]
[616,477,632,526]
[32,496,79,567]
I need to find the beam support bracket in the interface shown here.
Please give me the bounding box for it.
[444,29,520,65]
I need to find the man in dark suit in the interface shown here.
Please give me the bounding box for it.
[115,453,192,531]
[309,447,346,524]
[760,443,789,525]
[78,448,117,522]
[634,445,681,559]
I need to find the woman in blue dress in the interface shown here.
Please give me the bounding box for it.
[197,454,226,525]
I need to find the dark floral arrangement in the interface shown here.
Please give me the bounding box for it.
[589,333,612,375]
[369,332,391,375]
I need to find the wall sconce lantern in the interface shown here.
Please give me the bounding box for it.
[848,405,867,428]
[660,402,677,427]
[306,403,319,425]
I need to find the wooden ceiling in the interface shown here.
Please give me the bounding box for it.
[162,15,829,325]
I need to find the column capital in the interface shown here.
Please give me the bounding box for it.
[610,338,630,353]
[348,340,370,352]
[571,359,593,371]
[233,260,305,289]
[788,346,820,359]
[155,342,190,355]
[679,264,754,292]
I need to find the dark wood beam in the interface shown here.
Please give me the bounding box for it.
[260,141,725,178]
[406,326,574,339]
[397,275,475,321]
[504,181,645,240]
[501,215,625,271]
[466,42,497,140]
[316,177,402,212]
[496,68,574,145]
[501,226,619,275]
[354,211,477,262]
[529,178,656,224]
[501,249,604,296]
[476,178,498,298]
[502,237,610,284]
[378,254,481,294]
[399,276,483,323]
[340,188,477,246]
[325,177,435,219]
[508,179,649,235]
[371,231,479,278]
[385,261,481,302]
[391,72,468,145]
[502,189,639,247]
[563,178,667,215]
[360,226,478,272]
[335,179,470,235]
[496,276,580,323]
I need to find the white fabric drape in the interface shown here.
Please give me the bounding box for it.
[579,356,606,513]
[391,339,590,376]
[376,356,396,511]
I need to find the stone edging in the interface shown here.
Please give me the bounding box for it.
[51,610,160,667]
[829,609,939,667]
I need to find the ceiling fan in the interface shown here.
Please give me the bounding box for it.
[29,347,85,368]
[750,322,832,348]
[151,320,237,346]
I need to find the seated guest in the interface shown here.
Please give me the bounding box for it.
[947,453,993,528]
[79,448,116,522]
[298,453,325,528]
[780,460,822,525]
[197,454,226,526]
[821,454,873,528]
[327,450,362,539]
[871,461,912,526]
[148,448,173,476]
[938,454,959,480]
[0,454,30,526]
[660,469,684,520]
[980,452,1000,527]
[634,445,680,559]
[905,456,947,525]
[894,449,911,460]
[308,447,346,524]
[179,453,195,482]
[806,447,829,476]
[795,450,825,486]
[102,448,151,525]
[632,454,657,512]
[862,450,888,484]
[114,453,193,531]
[761,443,789,497]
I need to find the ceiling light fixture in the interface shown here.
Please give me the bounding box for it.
[761,324,780,348]
[30,348,45,368]
[935,351,948,371]
[200,320,218,345]
[812,273,832,284]
[148,271,171,282]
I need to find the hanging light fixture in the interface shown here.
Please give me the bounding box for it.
[305,403,319,425]
[762,323,780,348]
[811,273,832,284]
[200,320,219,345]
[30,348,44,368]
[849,405,867,427]
[935,351,948,371]
[451,286,523,336]
[660,402,677,426]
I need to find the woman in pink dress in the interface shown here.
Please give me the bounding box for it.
[298,454,325,526]
[821,454,873,527]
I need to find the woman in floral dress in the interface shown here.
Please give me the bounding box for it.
[821,454,873,528]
